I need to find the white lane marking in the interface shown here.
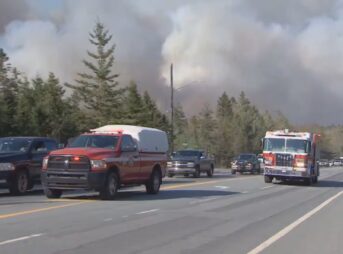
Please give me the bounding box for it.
[215,186,229,189]
[261,186,274,190]
[248,190,343,254]
[0,233,43,246]
[136,209,160,215]
[122,215,128,218]
[189,197,219,205]
[241,191,249,194]
[104,218,113,222]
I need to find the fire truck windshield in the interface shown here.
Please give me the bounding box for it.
[264,138,310,153]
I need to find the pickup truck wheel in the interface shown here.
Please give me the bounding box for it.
[193,168,200,178]
[9,170,29,195]
[146,170,161,194]
[44,188,62,199]
[207,166,214,177]
[100,172,119,200]
[264,175,273,183]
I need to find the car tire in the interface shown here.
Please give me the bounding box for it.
[146,169,161,194]
[264,175,273,183]
[9,170,29,195]
[168,173,174,178]
[207,165,214,177]
[231,170,236,175]
[193,167,200,178]
[100,171,119,200]
[44,188,62,199]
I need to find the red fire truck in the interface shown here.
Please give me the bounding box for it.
[262,129,320,185]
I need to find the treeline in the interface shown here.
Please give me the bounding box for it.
[0,21,339,166]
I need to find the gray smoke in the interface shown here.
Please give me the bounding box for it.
[1,0,343,124]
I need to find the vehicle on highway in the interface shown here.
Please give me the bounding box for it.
[231,153,261,175]
[332,159,342,167]
[167,149,214,178]
[263,129,320,185]
[41,125,168,200]
[318,159,330,167]
[0,137,58,195]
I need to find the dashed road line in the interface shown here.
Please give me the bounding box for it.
[0,233,43,246]
[136,209,160,215]
[261,186,274,190]
[189,197,219,205]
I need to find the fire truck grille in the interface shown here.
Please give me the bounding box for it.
[275,154,293,167]
[47,155,91,172]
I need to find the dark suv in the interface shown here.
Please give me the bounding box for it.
[231,153,260,175]
[0,137,58,194]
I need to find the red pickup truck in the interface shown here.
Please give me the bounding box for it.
[41,125,169,199]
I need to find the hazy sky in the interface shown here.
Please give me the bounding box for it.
[0,0,343,124]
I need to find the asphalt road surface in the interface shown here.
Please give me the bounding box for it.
[0,167,342,254]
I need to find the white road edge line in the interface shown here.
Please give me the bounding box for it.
[189,197,219,205]
[247,190,343,254]
[214,186,229,189]
[0,233,43,246]
[104,218,113,222]
[136,209,160,215]
[261,186,274,190]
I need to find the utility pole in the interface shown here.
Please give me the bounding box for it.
[170,63,174,153]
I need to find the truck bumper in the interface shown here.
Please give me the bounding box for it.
[41,171,106,190]
[264,167,309,178]
[167,167,196,175]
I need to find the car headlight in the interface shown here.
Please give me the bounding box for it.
[90,160,107,171]
[0,163,15,171]
[187,162,195,167]
[42,157,49,171]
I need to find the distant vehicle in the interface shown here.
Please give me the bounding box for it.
[333,159,342,166]
[41,125,168,199]
[318,159,329,167]
[263,130,320,185]
[231,153,260,175]
[167,149,214,178]
[0,137,58,194]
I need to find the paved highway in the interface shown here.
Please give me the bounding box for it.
[0,167,342,254]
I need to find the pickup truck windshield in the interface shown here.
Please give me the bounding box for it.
[68,135,119,149]
[263,138,310,153]
[0,139,31,153]
[174,150,201,157]
[238,154,254,160]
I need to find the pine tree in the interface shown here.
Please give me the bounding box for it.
[142,91,169,131]
[122,81,145,125]
[67,21,124,126]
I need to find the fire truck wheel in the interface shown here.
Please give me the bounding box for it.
[312,176,318,184]
[146,169,161,194]
[304,177,313,186]
[264,175,273,183]
[100,171,119,200]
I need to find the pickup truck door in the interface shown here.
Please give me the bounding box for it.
[119,135,141,183]
[29,140,56,181]
[199,152,210,170]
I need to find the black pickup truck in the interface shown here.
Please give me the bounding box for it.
[0,137,58,194]
[167,149,215,178]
